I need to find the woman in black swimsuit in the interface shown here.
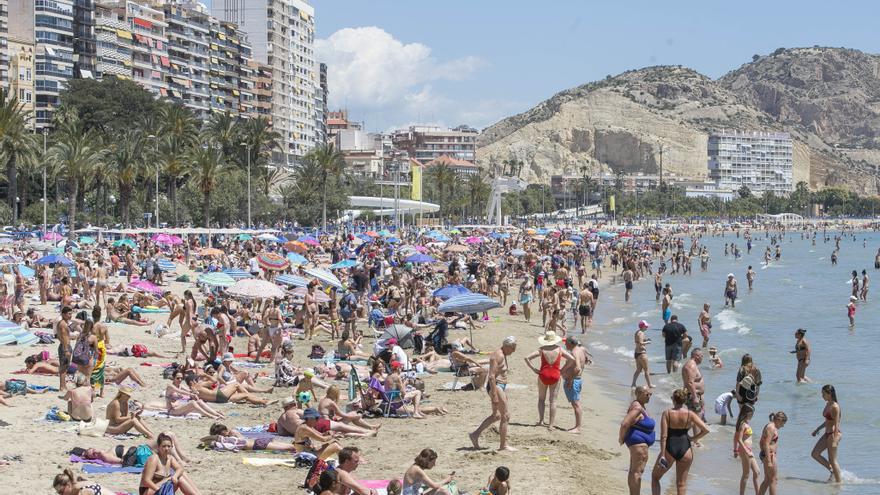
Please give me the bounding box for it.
[650,388,709,495]
[792,329,811,383]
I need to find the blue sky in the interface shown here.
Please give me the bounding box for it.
[212,1,880,132]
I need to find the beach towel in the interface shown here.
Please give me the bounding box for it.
[139,362,173,367]
[242,457,299,468]
[139,411,201,420]
[81,465,143,474]
[233,351,272,359]
[12,368,54,375]
[69,455,119,467]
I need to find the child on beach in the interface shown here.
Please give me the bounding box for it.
[714,390,735,425]
[847,296,856,326]
[708,347,723,368]
[482,466,510,495]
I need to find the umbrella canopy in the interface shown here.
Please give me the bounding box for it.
[112,238,137,249]
[0,254,20,264]
[285,241,309,254]
[439,293,501,314]
[330,259,358,269]
[355,233,373,243]
[35,254,74,266]
[304,267,344,289]
[198,272,236,287]
[78,236,96,245]
[298,235,320,246]
[44,232,63,241]
[222,268,252,280]
[199,247,224,257]
[448,229,461,235]
[378,230,392,237]
[559,240,575,247]
[289,286,332,303]
[17,264,35,278]
[385,237,400,244]
[464,236,483,244]
[365,231,380,238]
[157,259,177,272]
[444,244,470,253]
[237,233,253,241]
[510,248,527,257]
[257,252,290,271]
[274,274,310,288]
[129,279,163,296]
[257,233,280,242]
[286,252,308,265]
[152,234,182,245]
[569,234,583,242]
[226,279,285,299]
[405,253,436,264]
[380,324,415,349]
[397,245,418,255]
[432,284,472,300]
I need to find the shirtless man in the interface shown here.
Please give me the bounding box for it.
[860,269,869,301]
[577,285,594,333]
[562,336,590,433]
[746,266,756,291]
[470,336,517,451]
[276,397,304,437]
[65,373,95,421]
[622,267,634,302]
[94,260,109,307]
[724,274,738,308]
[661,287,673,324]
[697,303,712,348]
[56,306,73,392]
[335,446,378,495]
[682,348,706,430]
[654,271,663,302]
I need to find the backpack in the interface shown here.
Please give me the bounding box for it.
[123,445,153,468]
[737,372,759,403]
[71,332,92,367]
[308,345,325,359]
[303,458,333,492]
[131,344,149,358]
[4,379,27,395]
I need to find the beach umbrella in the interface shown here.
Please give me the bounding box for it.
[405,253,435,264]
[274,274,310,288]
[525,228,536,235]
[510,248,527,257]
[432,284,472,300]
[298,235,320,246]
[597,231,617,239]
[237,233,253,241]
[78,236,96,245]
[286,252,308,265]
[330,259,358,269]
[444,244,470,253]
[200,247,224,257]
[464,236,483,244]
[53,246,81,255]
[397,245,418,255]
[365,231,379,238]
[385,237,400,244]
[448,229,461,235]
[257,233,280,242]
[44,232,63,241]
[304,267,344,289]
[152,233,181,245]
[197,272,236,288]
[489,232,510,240]
[129,279,163,296]
[355,233,373,243]
[378,230,392,237]
[16,264,35,279]
[226,279,285,299]
[532,235,546,241]
[285,241,309,254]
[439,293,501,314]
[414,245,428,253]
[289,286,331,303]
[0,254,20,264]
[380,324,415,349]
[569,234,583,242]
[223,268,253,280]
[35,254,74,266]
[257,252,290,271]
[559,240,576,247]
[113,238,137,249]
[432,234,451,242]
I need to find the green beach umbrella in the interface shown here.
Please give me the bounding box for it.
[238,233,253,241]
[198,272,236,288]
[113,239,137,249]
[78,236,96,245]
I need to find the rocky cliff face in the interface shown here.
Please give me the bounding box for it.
[477,48,880,194]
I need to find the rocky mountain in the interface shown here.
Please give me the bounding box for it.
[476,47,880,194]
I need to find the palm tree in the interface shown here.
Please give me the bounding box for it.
[110,130,145,227]
[205,112,238,160]
[237,117,282,195]
[48,109,107,234]
[158,105,198,225]
[187,144,227,228]
[302,143,345,230]
[465,172,491,221]
[430,163,456,217]
[0,89,39,223]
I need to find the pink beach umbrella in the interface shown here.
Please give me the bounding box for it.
[414,245,428,253]
[152,233,182,245]
[129,279,163,296]
[44,232,63,241]
[464,236,483,244]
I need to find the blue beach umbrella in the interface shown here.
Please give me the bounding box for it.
[223,267,253,280]
[439,293,501,314]
[35,254,74,266]
[17,264,35,278]
[385,237,400,244]
[432,284,472,300]
[274,274,310,288]
[304,267,344,289]
[286,252,308,265]
[405,253,435,264]
[330,259,358,269]
[78,236,96,245]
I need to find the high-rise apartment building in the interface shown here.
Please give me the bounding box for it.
[0,0,9,93]
[708,130,793,196]
[160,0,211,118]
[392,125,479,164]
[211,0,319,161]
[315,61,326,145]
[73,0,96,77]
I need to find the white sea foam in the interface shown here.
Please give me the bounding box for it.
[613,346,631,358]
[716,309,750,335]
[839,470,880,485]
[610,317,627,325]
[590,343,610,352]
[638,310,654,318]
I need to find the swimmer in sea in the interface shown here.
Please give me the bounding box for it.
[791,328,811,383]
[724,274,738,309]
[746,266,755,291]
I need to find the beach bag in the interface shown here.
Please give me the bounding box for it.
[71,332,91,366]
[4,379,27,395]
[412,333,425,355]
[131,344,149,358]
[162,363,181,380]
[308,345,325,359]
[737,373,759,403]
[303,458,332,491]
[123,444,153,467]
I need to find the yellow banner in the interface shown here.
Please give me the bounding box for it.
[609,195,616,212]
[411,164,422,201]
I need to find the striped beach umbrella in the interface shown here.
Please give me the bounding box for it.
[438,293,501,314]
[226,279,285,299]
[298,235,320,246]
[257,252,290,271]
[286,252,308,265]
[304,267,344,289]
[129,279,163,296]
[157,259,177,272]
[274,274,310,288]
[223,267,253,280]
[198,272,236,287]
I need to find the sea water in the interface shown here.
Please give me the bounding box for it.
[585,230,880,494]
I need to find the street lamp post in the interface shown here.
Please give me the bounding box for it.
[42,129,48,235]
[241,142,251,229]
[148,135,159,228]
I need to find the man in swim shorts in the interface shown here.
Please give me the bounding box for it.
[470,336,517,451]
[562,336,590,433]
[661,315,687,374]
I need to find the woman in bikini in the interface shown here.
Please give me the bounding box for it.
[145,372,224,419]
[523,331,574,431]
[139,433,201,495]
[632,320,653,388]
[184,374,276,406]
[811,384,842,483]
[619,385,655,495]
[792,328,811,383]
[52,468,104,495]
[650,388,710,495]
[215,353,274,393]
[317,385,381,433]
[733,404,759,495]
[105,298,153,327]
[758,411,787,495]
[201,423,298,452]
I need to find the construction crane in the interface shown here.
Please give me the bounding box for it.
[486,176,527,225]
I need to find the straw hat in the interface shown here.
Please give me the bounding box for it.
[116,386,134,398]
[538,330,562,346]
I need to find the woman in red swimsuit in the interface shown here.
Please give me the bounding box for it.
[525,331,575,430]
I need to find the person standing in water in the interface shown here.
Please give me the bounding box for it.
[661,287,672,324]
[746,266,755,291]
[791,329,811,383]
[654,271,663,302]
[811,384,843,483]
[850,271,859,299]
[758,411,787,495]
[724,274,738,308]
[631,320,653,389]
[697,303,712,349]
[860,270,869,301]
[622,267,634,302]
[846,296,856,327]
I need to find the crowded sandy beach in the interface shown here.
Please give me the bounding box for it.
[1,220,877,495]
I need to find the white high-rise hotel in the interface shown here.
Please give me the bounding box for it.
[708,130,793,195]
[211,0,318,161]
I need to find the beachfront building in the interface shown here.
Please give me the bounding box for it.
[211,0,320,161]
[73,0,96,78]
[327,109,361,141]
[0,0,9,92]
[708,130,793,196]
[7,36,35,114]
[161,0,211,118]
[681,180,736,201]
[425,154,481,176]
[392,125,479,164]
[315,61,327,144]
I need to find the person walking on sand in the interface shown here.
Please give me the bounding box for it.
[724,274,738,308]
[811,384,843,483]
[56,306,74,393]
[632,320,653,388]
[524,331,574,431]
[698,303,712,349]
[562,336,590,433]
[470,336,517,451]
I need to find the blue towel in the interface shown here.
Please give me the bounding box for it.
[81,465,143,474]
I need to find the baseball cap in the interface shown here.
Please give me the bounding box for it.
[386,338,398,346]
[638,320,650,329]
[302,408,320,420]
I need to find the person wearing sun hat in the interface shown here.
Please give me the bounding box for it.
[847,295,857,326]
[632,320,653,389]
[275,396,304,437]
[293,407,342,460]
[724,273,738,308]
[104,385,155,439]
[523,330,575,431]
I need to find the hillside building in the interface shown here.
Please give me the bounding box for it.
[708,130,793,195]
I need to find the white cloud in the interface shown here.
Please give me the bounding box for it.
[316,27,483,110]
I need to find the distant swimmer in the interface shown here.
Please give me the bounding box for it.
[860,270,869,301]
[724,274,738,308]
[746,266,756,291]
[698,303,712,349]
[831,250,838,265]
[850,271,859,298]
[791,328,811,383]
